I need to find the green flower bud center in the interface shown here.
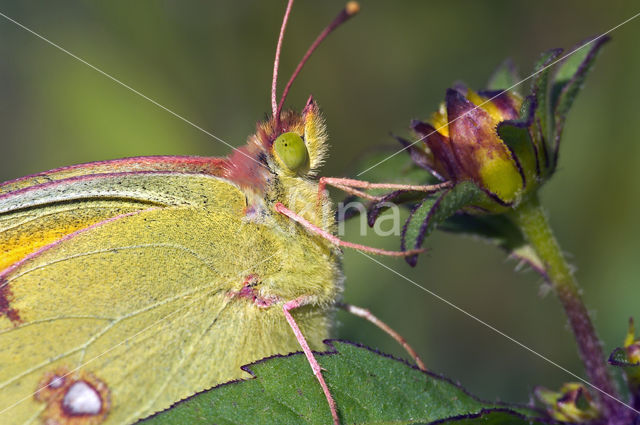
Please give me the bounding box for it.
[477,155,522,203]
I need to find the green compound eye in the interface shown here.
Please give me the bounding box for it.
[273,132,310,173]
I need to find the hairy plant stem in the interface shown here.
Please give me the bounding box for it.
[511,194,628,425]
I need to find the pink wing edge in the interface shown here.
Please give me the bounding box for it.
[0,155,229,200]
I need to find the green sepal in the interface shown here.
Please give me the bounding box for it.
[609,346,640,406]
[550,37,610,171]
[486,58,520,91]
[367,189,432,227]
[529,48,563,175]
[137,341,546,425]
[609,346,639,368]
[401,181,485,266]
[439,214,546,278]
[497,96,540,192]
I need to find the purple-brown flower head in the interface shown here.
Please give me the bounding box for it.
[378,37,610,266]
[409,87,527,207]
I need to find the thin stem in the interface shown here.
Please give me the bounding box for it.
[511,194,628,425]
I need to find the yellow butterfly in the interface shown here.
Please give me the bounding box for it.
[0,2,435,424]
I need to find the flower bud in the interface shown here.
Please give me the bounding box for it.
[383,38,610,266]
[535,383,600,423]
[624,318,640,364]
[410,87,528,208]
[609,318,640,407]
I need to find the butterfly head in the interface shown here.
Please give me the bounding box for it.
[262,96,327,178]
[223,96,326,190]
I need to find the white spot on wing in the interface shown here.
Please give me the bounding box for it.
[48,375,65,389]
[62,381,102,416]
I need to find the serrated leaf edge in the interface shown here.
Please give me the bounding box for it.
[138,340,549,424]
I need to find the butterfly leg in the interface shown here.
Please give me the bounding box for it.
[318,177,452,201]
[318,180,381,201]
[339,302,427,371]
[283,296,340,425]
[275,202,424,257]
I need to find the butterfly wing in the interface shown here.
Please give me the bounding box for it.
[0,157,336,425]
[0,156,228,272]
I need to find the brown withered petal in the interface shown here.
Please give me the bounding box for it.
[410,120,461,180]
[394,135,439,179]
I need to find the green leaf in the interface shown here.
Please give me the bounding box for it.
[439,214,545,278]
[402,181,485,266]
[439,409,550,425]
[550,37,610,169]
[138,341,545,425]
[486,58,520,91]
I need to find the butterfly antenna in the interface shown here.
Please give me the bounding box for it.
[275,1,360,121]
[272,0,295,124]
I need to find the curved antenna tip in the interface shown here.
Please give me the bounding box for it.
[346,1,360,16]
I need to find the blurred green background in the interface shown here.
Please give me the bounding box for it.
[1,0,639,405]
